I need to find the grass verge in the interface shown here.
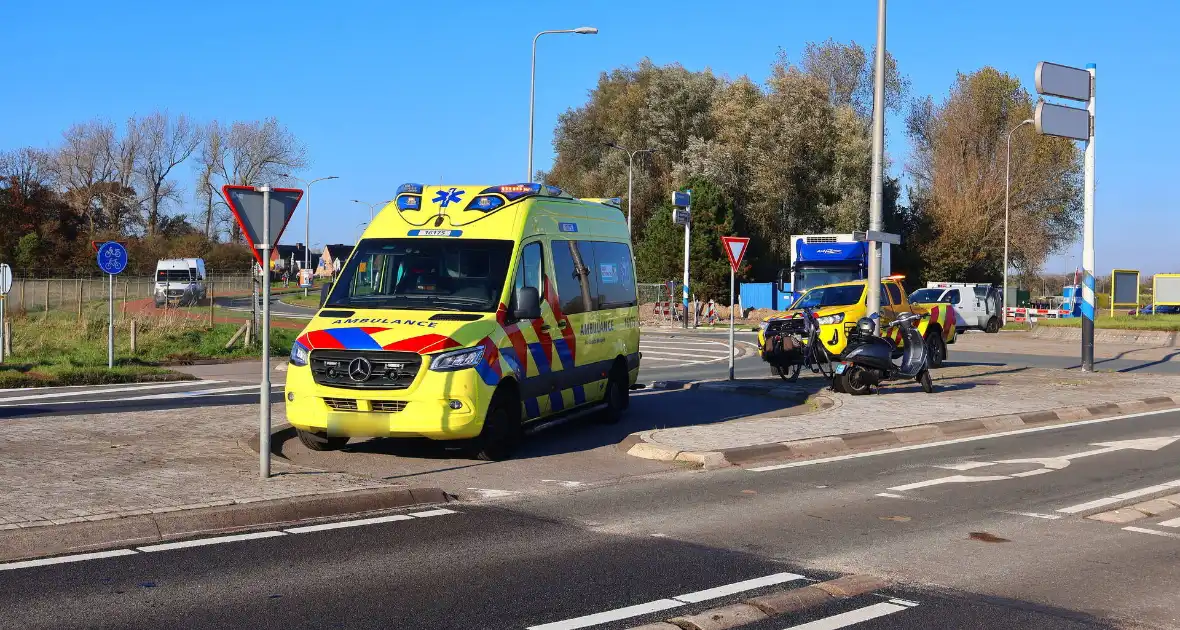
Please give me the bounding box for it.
[1,306,298,388]
[1036,314,1180,331]
[277,292,322,309]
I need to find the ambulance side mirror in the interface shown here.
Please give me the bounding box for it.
[319,282,333,308]
[513,287,542,320]
[775,268,787,294]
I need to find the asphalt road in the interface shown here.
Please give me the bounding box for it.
[7,409,1179,628]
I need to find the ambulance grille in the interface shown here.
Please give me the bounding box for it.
[310,350,422,390]
[370,400,408,413]
[323,397,358,411]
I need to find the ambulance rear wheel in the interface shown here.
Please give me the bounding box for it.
[296,429,349,452]
[473,389,522,462]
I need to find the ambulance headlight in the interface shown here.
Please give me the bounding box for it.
[289,341,310,367]
[430,345,486,372]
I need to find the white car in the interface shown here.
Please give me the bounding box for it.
[909,282,1002,333]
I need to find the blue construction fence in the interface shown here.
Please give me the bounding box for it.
[739,282,794,311]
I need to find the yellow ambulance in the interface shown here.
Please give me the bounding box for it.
[285,183,640,460]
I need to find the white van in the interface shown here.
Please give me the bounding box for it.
[154,258,207,307]
[909,282,1002,333]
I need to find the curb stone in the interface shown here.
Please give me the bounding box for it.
[0,486,449,563]
[622,388,1180,468]
[626,575,889,630]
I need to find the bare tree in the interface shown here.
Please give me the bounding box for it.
[0,147,55,197]
[195,121,226,239]
[135,111,201,234]
[52,120,117,233]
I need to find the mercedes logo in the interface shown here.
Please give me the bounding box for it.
[347,357,372,382]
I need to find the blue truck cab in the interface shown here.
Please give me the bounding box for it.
[779,234,892,302]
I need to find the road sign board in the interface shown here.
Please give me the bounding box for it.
[672,190,691,208]
[96,241,128,275]
[1036,61,1091,102]
[0,264,10,295]
[299,269,313,288]
[672,208,691,225]
[223,185,305,267]
[721,236,750,272]
[1036,101,1090,141]
[852,230,902,245]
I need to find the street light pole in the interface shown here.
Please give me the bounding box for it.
[606,143,654,234]
[865,0,887,327]
[528,26,598,183]
[1003,118,1034,326]
[280,174,338,296]
[351,199,390,222]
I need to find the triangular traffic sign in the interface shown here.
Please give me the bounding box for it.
[222,185,304,267]
[721,236,750,272]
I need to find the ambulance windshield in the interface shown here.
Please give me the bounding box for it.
[326,238,514,313]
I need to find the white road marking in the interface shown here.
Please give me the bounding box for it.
[284,514,413,533]
[0,381,225,402]
[640,340,733,347]
[542,480,585,488]
[527,571,811,630]
[639,356,719,365]
[931,461,995,471]
[465,488,520,499]
[1057,479,1180,514]
[887,598,921,607]
[875,492,907,499]
[526,599,685,630]
[1123,526,1180,539]
[674,571,807,603]
[747,408,1180,472]
[409,508,457,518]
[888,475,1011,492]
[0,549,139,572]
[136,530,286,552]
[782,602,909,629]
[0,384,279,408]
[639,350,726,359]
[1004,511,1062,520]
[1157,516,1180,528]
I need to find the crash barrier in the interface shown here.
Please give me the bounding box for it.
[1005,306,1073,322]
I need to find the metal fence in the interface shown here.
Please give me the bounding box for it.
[1,276,258,314]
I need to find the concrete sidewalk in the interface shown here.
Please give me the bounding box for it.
[0,402,432,560]
[625,365,1180,467]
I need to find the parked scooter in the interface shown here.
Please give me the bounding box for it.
[761,308,835,383]
[833,312,934,395]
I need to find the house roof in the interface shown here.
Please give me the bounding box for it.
[321,244,354,260]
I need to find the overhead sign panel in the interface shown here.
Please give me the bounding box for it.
[223,185,304,267]
[672,190,691,208]
[1036,61,1091,102]
[1035,101,1090,141]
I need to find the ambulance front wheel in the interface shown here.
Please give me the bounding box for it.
[473,388,522,462]
[296,429,349,452]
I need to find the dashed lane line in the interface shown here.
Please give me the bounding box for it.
[0,508,458,572]
[783,601,913,629]
[1123,526,1180,540]
[1056,479,1180,514]
[0,384,281,408]
[526,571,807,630]
[0,380,226,402]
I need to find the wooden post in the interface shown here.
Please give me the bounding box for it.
[209,281,215,328]
[2,319,10,357]
[19,280,25,313]
[76,279,83,321]
[43,280,49,313]
[121,279,127,320]
[130,319,137,354]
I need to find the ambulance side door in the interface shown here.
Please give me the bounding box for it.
[549,238,600,404]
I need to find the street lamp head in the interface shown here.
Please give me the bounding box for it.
[573,26,598,34]
[323,175,339,181]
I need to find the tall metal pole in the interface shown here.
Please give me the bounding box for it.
[303,183,311,297]
[1004,119,1034,326]
[107,273,114,368]
[1081,64,1096,371]
[728,266,735,380]
[682,203,691,329]
[865,0,887,327]
[0,296,5,363]
[260,186,272,479]
[528,32,541,183]
[626,152,634,234]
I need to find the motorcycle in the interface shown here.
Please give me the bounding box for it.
[760,308,835,383]
[833,312,934,395]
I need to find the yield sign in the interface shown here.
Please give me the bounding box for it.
[223,185,304,267]
[721,236,750,272]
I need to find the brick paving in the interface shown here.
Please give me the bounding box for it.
[646,365,1180,452]
[0,405,398,530]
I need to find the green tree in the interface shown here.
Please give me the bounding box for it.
[635,178,738,301]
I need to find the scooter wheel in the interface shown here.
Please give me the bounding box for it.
[838,367,873,396]
[777,364,801,383]
[919,370,934,393]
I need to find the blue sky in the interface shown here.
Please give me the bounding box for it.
[3,0,1177,275]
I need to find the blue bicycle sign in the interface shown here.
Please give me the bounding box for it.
[96,241,128,275]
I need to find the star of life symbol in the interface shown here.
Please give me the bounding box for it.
[432,187,464,208]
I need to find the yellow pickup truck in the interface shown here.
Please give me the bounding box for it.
[758,276,957,368]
